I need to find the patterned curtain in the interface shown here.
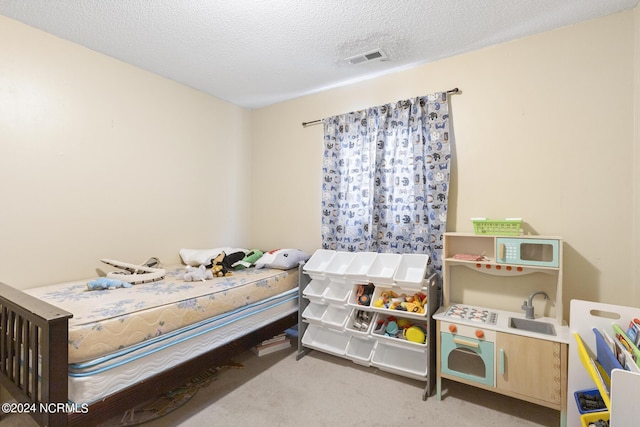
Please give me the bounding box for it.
[321,92,451,272]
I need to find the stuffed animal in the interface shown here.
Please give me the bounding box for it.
[179,265,214,282]
[207,251,244,277]
[234,249,264,270]
[254,249,310,269]
[87,277,132,290]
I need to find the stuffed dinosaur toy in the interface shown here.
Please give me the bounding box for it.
[179,265,214,282]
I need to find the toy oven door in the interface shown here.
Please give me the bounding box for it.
[440,330,495,387]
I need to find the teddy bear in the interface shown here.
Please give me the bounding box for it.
[179,265,214,282]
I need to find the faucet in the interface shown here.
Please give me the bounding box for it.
[521,291,550,319]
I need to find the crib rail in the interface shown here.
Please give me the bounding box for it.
[0,282,72,427]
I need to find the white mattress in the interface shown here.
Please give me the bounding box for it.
[67,288,298,405]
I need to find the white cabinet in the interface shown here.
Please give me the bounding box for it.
[296,250,440,400]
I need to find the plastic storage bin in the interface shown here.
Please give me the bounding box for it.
[302,279,328,302]
[371,313,428,348]
[324,251,357,284]
[366,253,401,285]
[301,324,350,356]
[301,302,326,324]
[371,341,428,380]
[574,388,607,415]
[322,282,351,304]
[579,411,609,427]
[393,254,429,288]
[346,336,376,366]
[471,218,522,236]
[370,285,428,319]
[344,252,377,282]
[348,283,376,309]
[303,249,335,280]
[344,308,375,336]
[320,305,350,329]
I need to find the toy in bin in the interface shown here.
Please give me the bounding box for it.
[580,412,609,427]
[375,316,426,344]
[574,388,606,415]
[355,283,375,306]
[373,290,426,314]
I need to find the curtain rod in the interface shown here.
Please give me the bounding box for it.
[301,87,460,127]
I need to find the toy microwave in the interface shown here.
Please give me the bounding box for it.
[496,237,560,268]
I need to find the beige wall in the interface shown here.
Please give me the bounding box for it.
[634,2,640,308]
[0,16,252,289]
[251,10,640,316]
[1,8,638,316]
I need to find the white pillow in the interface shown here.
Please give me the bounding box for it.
[254,249,310,270]
[179,248,247,267]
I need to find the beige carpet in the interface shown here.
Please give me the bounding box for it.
[144,345,560,427]
[1,344,560,427]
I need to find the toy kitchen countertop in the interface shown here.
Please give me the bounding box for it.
[433,303,571,344]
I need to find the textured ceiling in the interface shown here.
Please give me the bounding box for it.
[1,0,638,109]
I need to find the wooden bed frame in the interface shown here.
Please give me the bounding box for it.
[0,281,298,426]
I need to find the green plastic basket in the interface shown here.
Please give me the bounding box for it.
[472,218,522,236]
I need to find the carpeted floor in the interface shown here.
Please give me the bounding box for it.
[143,345,560,427]
[1,343,561,427]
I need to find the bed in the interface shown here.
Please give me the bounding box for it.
[0,262,301,426]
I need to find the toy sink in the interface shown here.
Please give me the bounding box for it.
[508,318,556,336]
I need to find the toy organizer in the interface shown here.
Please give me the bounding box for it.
[297,250,440,400]
[568,300,640,427]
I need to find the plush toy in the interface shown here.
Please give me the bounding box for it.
[207,251,244,277]
[87,277,132,291]
[254,249,310,269]
[234,249,264,270]
[179,265,214,282]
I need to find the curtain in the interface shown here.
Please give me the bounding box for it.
[321,92,451,272]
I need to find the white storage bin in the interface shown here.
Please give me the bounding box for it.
[322,282,351,304]
[344,252,377,282]
[366,253,401,284]
[301,324,350,356]
[321,305,350,329]
[370,285,428,320]
[346,336,376,366]
[347,282,376,310]
[302,278,328,302]
[301,302,326,324]
[370,313,428,349]
[371,341,428,380]
[394,254,429,289]
[344,308,375,336]
[303,249,336,280]
[324,251,357,284]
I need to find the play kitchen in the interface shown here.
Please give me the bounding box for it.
[434,224,572,425]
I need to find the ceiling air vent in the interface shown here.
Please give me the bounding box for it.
[346,49,388,65]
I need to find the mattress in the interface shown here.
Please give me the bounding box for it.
[25,266,298,363]
[66,287,298,404]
